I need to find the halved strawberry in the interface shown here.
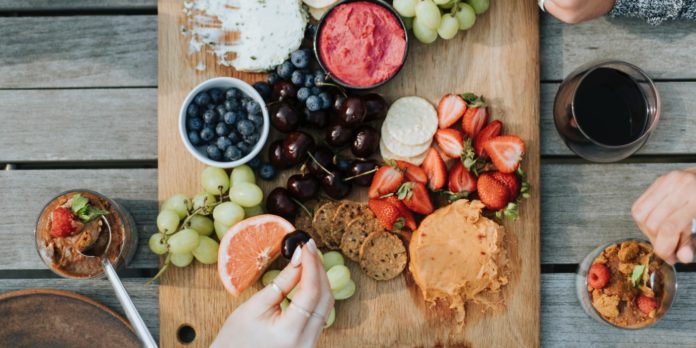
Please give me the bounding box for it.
[437,94,467,129]
[434,128,464,159]
[476,173,511,210]
[50,206,79,238]
[368,198,402,230]
[473,120,502,157]
[636,294,658,315]
[368,165,404,198]
[461,94,488,138]
[395,160,427,185]
[484,135,525,174]
[490,172,520,199]
[421,147,447,191]
[397,182,434,215]
[448,161,477,194]
[384,196,417,230]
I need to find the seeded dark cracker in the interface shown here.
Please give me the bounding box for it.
[340,217,382,262]
[294,200,324,248]
[312,201,339,249]
[359,232,408,281]
[327,201,365,248]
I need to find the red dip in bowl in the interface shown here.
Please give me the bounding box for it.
[317,1,407,88]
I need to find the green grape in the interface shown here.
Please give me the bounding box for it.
[401,15,413,30]
[244,205,264,218]
[201,167,230,195]
[262,270,281,286]
[192,236,219,264]
[324,307,336,328]
[192,192,217,214]
[439,0,457,9]
[322,251,345,271]
[414,0,441,29]
[214,221,231,240]
[466,0,489,14]
[229,182,263,208]
[413,17,438,44]
[327,265,351,290]
[213,202,245,226]
[393,0,418,17]
[437,13,459,39]
[148,233,168,255]
[433,0,449,4]
[188,215,214,236]
[230,165,256,186]
[455,3,476,30]
[287,287,298,300]
[332,279,356,300]
[170,252,194,267]
[280,298,290,311]
[156,210,180,235]
[161,194,192,219]
[167,228,200,254]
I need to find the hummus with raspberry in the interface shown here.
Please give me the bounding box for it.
[409,199,509,324]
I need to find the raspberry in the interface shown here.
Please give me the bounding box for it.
[636,294,658,315]
[588,263,610,289]
[49,207,77,238]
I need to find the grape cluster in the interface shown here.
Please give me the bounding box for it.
[394,0,490,43]
[148,166,265,280]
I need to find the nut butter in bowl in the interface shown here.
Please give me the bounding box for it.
[35,190,137,279]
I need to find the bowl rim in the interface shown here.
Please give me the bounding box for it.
[179,77,270,168]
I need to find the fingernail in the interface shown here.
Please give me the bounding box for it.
[677,245,694,264]
[291,246,302,267]
[306,239,317,254]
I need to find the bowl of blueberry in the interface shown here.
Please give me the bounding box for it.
[180,77,270,168]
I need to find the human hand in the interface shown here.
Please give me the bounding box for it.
[211,239,334,348]
[541,0,615,24]
[632,168,696,264]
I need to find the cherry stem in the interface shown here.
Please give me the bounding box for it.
[316,81,347,98]
[307,151,334,177]
[343,167,378,182]
[290,197,312,218]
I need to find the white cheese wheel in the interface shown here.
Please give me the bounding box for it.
[380,139,428,166]
[381,123,431,157]
[303,0,338,9]
[383,96,438,146]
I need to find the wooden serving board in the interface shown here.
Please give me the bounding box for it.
[158,0,540,347]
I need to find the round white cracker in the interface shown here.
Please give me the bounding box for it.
[381,123,432,157]
[383,96,438,146]
[380,139,427,165]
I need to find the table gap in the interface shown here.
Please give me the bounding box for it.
[0,9,156,17]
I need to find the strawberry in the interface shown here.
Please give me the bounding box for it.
[384,196,417,230]
[434,128,464,159]
[368,198,402,230]
[448,161,477,194]
[395,160,427,185]
[50,206,79,238]
[484,135,525,174]
[397,182,434,215]
[368,165,404,198]
[587,263,610,289]
[473,120,502,157]
[421,148,447,191]
[461,93,488,138]
[437,94,467,129]
[636,294,658,315]
[490,172,520,199]
[476,173,511,210]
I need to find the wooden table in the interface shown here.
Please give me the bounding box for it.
[2,1,696,346]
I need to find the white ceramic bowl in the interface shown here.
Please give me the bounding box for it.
[179,77,269,168]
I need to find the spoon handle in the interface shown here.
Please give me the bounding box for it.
[103,259,159,348]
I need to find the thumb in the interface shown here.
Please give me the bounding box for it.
[676,231,695,264]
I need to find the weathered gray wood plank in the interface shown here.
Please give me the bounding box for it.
[0,0,156,10]
[0,169,158,270]
[0,16,156,88]
[541,14,696,81]
[542,273,696,347]
[0,89,156,162]
[0,278,159,340]
[541,82,696,156]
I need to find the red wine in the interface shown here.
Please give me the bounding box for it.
[573,68,648,146]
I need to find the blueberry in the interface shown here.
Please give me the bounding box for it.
[224,146,242,161]
[291,70,306,86]
[225,99,241,111]
[228,131,241,143]
[306,95,321,112]
[277,60,295,79]
[244,133,260,145]
[200,126,215,142]
[311,87,322,96]
[241,98,250,110]
[259,163,277,180]
[297,87,311,102]
[223,111,237,125]
[226,88,242,100]
[253,82,272,101]
[318,92,332,110]
[216,105,227,117]
[304,73,315,88]
[314,71,326,85]
[216,122,230,136]
[237,142,252,155]
[187,116,203,131]
[267,72,280,84]
[248,113,264,128]
[248,155,262,169]
[237,119,255,136]
[194,92,211,106]
[216,136,232,150]
[207,145,223,160]
[290,49,310,69]
[203,109,218,124]
[188,130,203,145]
[206,103,215,110]
[336,158,350,171]
[246,99,261,115]
[209,88,224,103]
[186,103,199,117]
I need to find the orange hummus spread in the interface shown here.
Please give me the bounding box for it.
[409,199,509,323]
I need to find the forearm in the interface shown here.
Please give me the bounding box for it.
[610,0,696,24]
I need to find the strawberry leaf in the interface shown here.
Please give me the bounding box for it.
[502,202,519,220]
[392,217,405,232]
[396,182,413,200]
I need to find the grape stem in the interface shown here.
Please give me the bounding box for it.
[147,253,171,285]
[307,151,334,177]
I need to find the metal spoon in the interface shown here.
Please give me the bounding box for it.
[81,217,158,348]
[647,219,696,291]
